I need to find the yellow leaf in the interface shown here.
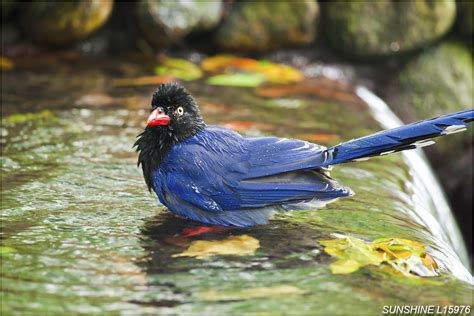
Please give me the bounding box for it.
[172,235,260,259]
[320,236,439,277]
[197,285,305,301]
[0,56,14,71]
[155,57,202,81]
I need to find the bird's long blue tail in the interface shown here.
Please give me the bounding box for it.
[321,109,473,166]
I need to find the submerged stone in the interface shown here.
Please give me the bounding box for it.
[323,0,456,58]
[21,0,113,47]
[136,0,223,48]
[214,0,319,52]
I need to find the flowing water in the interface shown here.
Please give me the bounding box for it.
[1,56,472,314]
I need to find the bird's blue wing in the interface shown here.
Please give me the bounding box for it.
[156,127,351,215]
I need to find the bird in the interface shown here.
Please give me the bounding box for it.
[134,83,473,228]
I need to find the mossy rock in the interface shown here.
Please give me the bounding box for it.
[136,0,223,48]
[324,0,456,58]
[398,41,472,120]
[21,0,113,47]
[214,0,319,52]
[455,0,473,37]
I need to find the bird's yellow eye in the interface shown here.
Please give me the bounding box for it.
[175,107,184,116]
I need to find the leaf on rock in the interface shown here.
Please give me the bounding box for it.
[207,73,265,87]
[320,237,439,277]
[172,235,260,259]
[197,285,305,301]
[202,55,304,84]
[111,75,175,87]
[155,57,202,81]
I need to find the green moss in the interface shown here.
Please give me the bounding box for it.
[214,0,318,52]
[324,0,456,57]
[21,1,113,47]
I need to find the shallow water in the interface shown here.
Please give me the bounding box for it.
[1,56,472,314]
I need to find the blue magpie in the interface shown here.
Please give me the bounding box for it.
[134,83,473,227]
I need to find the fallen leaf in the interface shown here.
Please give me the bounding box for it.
[155,57,202,81]
[0,56,14,71]
[201,55,258,72]
[296,133,340,142]
[202,55,304,84]
[320,236,439,277]
[207,73,266,87]
[111,75,175,87]
[197,285,305,301]
[320,237,383,274]
[172,235,259,259]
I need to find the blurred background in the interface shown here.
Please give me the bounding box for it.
[2,0,472,257]
[2,1,473,313]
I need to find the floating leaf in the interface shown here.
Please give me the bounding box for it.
[197,285,305,301]
[320,236,439,277]
[207,73,265,87]
[111,75,175,87]
[172,235,259,259]
[0,246,17,256]
[155,58,202,81]
[202,55,304,84]
[0,56,14,71]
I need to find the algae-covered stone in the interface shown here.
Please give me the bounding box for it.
[398,42,472,119]
[214,0,319,52]
[136,0,223,48]
[21,0,113,47]
[455,0,473,37]
[324,0,456,58]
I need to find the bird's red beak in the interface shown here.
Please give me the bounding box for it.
[147,108,170,126]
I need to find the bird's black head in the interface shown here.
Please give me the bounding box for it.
[134,83,206,190]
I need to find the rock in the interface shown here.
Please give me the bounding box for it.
[324,0,456,58]
[213,0,319,52]
[397,42,472,119]
[455,0,473,37]
[136,0,223,48]
[21,0,113,47]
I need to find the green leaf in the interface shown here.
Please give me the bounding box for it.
[207,73,266,87]
[0,246,17,256]
[155,58,202,81]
